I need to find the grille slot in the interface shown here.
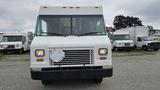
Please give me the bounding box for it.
[52,49,93,65]
[125,43,130,46]
[7,45,15,49]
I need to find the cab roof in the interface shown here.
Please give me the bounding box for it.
[113,30,130,35]
[39,6,103,15]
[2,33,27,36]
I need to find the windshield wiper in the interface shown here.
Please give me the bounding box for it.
[79,32,105,36]
[41,32,64,36]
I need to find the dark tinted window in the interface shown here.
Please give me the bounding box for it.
[3,36,22,42]
[113,34,130,40]
[137,37,142,41]
[36,15,106,36]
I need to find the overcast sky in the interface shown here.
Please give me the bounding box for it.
[0,0,160,32]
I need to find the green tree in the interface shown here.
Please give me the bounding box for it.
[113,15,143,30]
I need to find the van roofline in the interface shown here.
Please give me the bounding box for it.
[39,6,103,15]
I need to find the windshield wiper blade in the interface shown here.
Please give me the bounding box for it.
[41,32,64,36]
[79,32,103,36]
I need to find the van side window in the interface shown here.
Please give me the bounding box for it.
[137,37,142,41]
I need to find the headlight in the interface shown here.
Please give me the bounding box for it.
[35,49,45,57]
[16,44,19,47]
[0,45,3,48]
[99,48,108,55]
[119,43,123,45]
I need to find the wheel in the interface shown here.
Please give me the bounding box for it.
[94,78,103,84]
[3,51,7,54]
[142,45,148,51]
[134,45,137,49]
[127,48,131,51]
[154,48,159,51]
[114,46,118,51]
[41,80,51,86]
[19,48,24,54]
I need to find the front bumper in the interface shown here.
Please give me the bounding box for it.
[31,66,113,80]
[117,46,134,50]
[148,45,160,49]
[3,48,21,52]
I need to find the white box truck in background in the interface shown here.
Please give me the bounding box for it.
[112,30,134,51]
[150,29,160,42]
[119,26,160,51]
[30,6,113,85]
[0,32,33,54]
[152,34,160,42]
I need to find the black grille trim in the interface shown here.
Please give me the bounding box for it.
[51,49,94,66]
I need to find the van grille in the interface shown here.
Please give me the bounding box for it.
[51,49,94,66]
[150,42,160,47]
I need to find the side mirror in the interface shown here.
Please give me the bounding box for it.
[111,40,113,43]
[22,37,26,44]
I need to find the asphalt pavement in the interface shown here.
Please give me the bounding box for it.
[0,54,160,90]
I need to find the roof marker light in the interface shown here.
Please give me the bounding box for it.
[95,6,99,8]
[69,7,74,9]
[43,6,47,8]
[62,7,67,8]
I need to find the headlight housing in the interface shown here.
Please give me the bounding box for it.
[0,45,3,48]
[99,48,108,55]
[16,44,19,47]
[119,43,123,45]
[35,49,45,57]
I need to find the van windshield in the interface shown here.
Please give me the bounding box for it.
[113,34,130,40]
[36,15,106,36]
[3,36,22,42]
[142,37,154,41]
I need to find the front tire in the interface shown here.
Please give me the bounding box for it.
[134,45,137,49]
[142,45,148,51]
[3,51,7,54]
[114,46,118,51]
[154,48,159,51]
[41,80,51,86]
[19,48,24,54]
[127,48,131,51]
[93,78,103,84]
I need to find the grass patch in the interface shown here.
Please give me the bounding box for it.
[112,50,158,57]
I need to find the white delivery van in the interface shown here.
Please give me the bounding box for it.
[0,32,33,54]
[136,36,160,51]
[152,34,160,42]
[120,26,160,51]
[30,6,113,85]
[112,30,134,51]
[149,29,160,42]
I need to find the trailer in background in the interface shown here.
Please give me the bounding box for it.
[117,26,160,51]
[112,30,134,51]
[0,32,33,54]
[149,29,160,42]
